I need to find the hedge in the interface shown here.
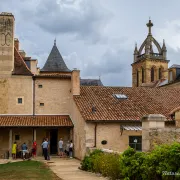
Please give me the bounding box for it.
[80,142,180,180]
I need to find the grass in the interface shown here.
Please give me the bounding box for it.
[0,160,61,180]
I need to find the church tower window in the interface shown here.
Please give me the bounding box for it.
[151,67,154,82]
[142,68,144,83]
[159,68,162,79]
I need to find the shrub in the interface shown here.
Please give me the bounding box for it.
[81,143,180,180]
[80,149,103,171]
[120,147,146,180]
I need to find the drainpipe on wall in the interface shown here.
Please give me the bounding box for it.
[94,123,97,147]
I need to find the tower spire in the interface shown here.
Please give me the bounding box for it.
[146,18,153,36]
[54,38,56,46]
[134,42,138,54]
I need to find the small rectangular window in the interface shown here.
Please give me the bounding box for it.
[15,135,20,141]
[38,85,43,88]
[129,136,142,151]
[18,98,22,104]
[40,103,44,106]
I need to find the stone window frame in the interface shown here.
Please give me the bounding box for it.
[40,103,44,106]
[16,96,24,105]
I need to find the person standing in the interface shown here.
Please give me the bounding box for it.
[46,138,50,160]
[69,140,73,158]
[21,142,28,160]
[32,141,37,158]
[12,142,17,160]
[41,139,48,160]
[58,138,64,158]
[65,141,70,157]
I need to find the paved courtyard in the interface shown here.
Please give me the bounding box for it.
[42,157,108,180]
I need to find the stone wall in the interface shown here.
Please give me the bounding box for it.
[142,114,180,151]
[148,128,180,151]
[70,100,86,160]
[0,76,33,114]
[35,78,72,114]
[85,122,142,152]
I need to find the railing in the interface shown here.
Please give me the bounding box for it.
[137,53,164,60]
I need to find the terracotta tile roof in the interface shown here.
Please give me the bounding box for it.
[12,47,33,76]
[74,86,180,121]
[0,115,73,127]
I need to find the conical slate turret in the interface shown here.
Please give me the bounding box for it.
[41,40,71,72]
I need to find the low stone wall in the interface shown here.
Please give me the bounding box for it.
[149,128,180,150]
[142,114,180,151]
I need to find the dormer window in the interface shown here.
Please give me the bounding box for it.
[113,94,128,99]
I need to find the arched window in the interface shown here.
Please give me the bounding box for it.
[151,67,154,82]
[136,70,139,87]
[159,68,162,79]
[142,67,144,83]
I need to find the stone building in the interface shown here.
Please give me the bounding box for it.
[0,12,180,160]
[132,19,180,88]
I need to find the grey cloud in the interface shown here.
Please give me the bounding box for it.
[81,48,132,86]
[20,0,112,43]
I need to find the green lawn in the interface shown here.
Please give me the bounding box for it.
[0,161,61,180]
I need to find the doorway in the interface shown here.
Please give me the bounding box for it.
[50,129,58,154]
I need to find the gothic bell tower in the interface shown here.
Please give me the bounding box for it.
[131,19,169,87]
[0,12,14,76]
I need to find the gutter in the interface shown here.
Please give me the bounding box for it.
[94,123,97,147]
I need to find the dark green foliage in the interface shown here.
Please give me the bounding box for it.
[81,143,180,180]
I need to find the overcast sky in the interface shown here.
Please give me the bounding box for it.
[1,0,180,86]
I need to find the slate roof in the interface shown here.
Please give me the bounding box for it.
[80,79,103,86]
[41,41,71,72]
[73,86,180,121]
[12,47,33,76]
[169,64,180,69]
[0,115,73,127]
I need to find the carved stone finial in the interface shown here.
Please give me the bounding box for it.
[134,42,138,54]
[162,39,167,51]
[146,19,153,35]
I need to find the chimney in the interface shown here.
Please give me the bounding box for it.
[14,38,19,51]
[19,50,26,58]
[71,68,80,95]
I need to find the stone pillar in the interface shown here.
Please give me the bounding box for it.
[33,129,36,141]
[175,110,180,127]
[141,114,166,152]
[70,128,73,141]
[9,129,12,158]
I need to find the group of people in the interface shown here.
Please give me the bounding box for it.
[11,138,73,160]
[58,138,73,158]
[12,141,37,160]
